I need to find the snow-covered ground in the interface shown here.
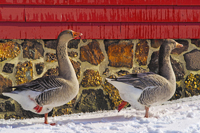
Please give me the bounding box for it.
[1,96,200,133]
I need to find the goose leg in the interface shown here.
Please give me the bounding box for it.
[118,101,128,112]
[44,113,48,124]
[144,106,149,118]
[44,113,56,126]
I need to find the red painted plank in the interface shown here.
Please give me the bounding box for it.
[0,6,25,22]
[0,0,200,5]
[0,22,200,39]
[24,5,200,22]
[176,0,200,5]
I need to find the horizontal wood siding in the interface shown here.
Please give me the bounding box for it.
[0,0,200,39]
[0,6,25,22]
[23,6,200,22]
[0,22,200,39]
[0,0,200,5]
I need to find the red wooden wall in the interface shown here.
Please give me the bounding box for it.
[0,0,200,39]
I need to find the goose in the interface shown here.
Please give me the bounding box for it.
[2,30,82,125]
[106,39,183,118]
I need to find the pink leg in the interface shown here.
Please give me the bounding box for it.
[118,101,128,112]
[144,106,149,118]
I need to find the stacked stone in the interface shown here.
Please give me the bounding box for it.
[0,39,200,119]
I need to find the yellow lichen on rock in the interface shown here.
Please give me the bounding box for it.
[184,73,200,96]
[0,41,20,62]
[135,40,149,66]
[15,61,33,85]
[103,76,123,109]
[81,70,102,87]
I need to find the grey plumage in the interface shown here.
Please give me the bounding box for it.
[2,30,82,124]
[114,73,172,106]
[106,39,183,117]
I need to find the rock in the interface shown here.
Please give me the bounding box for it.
[148,51,159,74]
[171,39,189,55]
[82,39,87,43]
[103,68,109,75]
[81,70,102,87]
[171,57,185,81]
[46,53,57,62]
[80,40,105,65]
[3,63,15,73]
[44,40,57,49]
[117,70,130,76]
[68,51,78,57]
[184,73,200,96]
[52,97,77,116]
[105,40,133,68]
[43,59,80,79]
[135,40,149,65]
[15,61,33,85]
[104,40,120,47]
[75,89,109,112]
[43,67,59,77]
[103,79,123,109]
[22,40,44,59]
[4,101,15,112]
[148,51,185,81]
[70,59,81,79]
[0,41,20,62]
[151,39,164,48]
[0,101,15,112]
[170,84,183,100]
[35,63,44,75]
[68,40,80,49]
[191,39,200,47]
[18,108,43,119]
[184,49,200,71]
[0,74,12,94]
[132,67,149,74]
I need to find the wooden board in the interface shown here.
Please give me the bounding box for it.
[0,22,200,39]
[0,0,200,5]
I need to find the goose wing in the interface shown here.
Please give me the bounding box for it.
[11,76,63,92]
[9,76,64,106]
[115,72,171,105]
[115,72,167,90]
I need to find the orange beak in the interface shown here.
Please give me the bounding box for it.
[72,31,82,39]
[176,42,183,48]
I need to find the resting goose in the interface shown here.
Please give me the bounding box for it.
[3,30,82,125]
[106,39,183,118]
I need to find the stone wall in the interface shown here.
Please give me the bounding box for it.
[0,39,200,119]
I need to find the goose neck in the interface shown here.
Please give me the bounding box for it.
[158,45,176,84]
[56,41,77,81]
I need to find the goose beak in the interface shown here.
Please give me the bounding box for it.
[72,31,83,39]
[176,42,183,48]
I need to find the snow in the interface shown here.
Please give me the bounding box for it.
[1,96,200,133]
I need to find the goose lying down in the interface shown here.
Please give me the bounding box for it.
[106,39,183,118]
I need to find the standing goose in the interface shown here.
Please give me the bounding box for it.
[2,30,82,125]
[106,39,183,118]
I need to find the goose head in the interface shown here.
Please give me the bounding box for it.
[159,39,183,56]
[163,39,183,51]
[57,30,82,44]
